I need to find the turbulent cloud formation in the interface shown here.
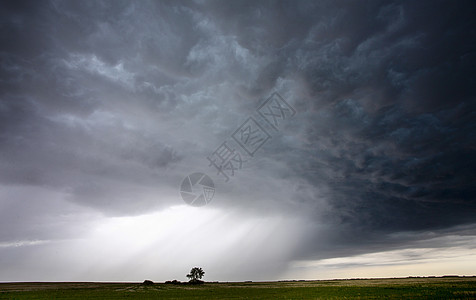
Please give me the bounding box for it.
[1,0,475,281]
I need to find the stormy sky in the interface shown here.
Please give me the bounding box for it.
[1,0,476,282]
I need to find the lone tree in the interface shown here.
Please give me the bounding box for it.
[186,267,205,284]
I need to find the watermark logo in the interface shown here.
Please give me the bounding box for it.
[232,117,271,157]
[257,92,296,130]
[207,92,296,183]
[180,92,296,206]
[180,172,215,207]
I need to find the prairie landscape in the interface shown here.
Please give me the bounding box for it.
[1,277,476,299]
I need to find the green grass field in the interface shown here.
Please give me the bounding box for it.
[1,277,475,299]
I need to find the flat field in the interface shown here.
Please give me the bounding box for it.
[1,277,475,299]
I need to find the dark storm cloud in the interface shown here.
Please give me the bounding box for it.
[1,0,475,279]
[194,0,476,259]
[293,1,476,234]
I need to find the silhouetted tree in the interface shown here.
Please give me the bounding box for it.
[186,267,205,284]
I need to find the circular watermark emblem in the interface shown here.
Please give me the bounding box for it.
[180,172,215,207]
